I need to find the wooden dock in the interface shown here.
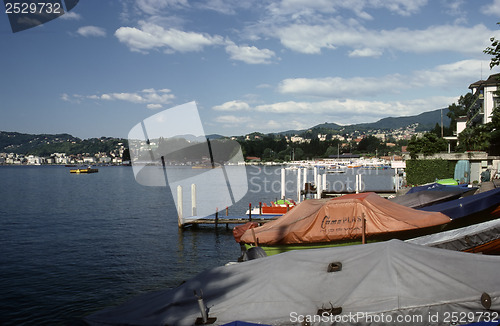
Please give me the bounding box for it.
[180,215,277,229]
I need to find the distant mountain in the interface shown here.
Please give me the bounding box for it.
[0,131,80,154]
[354,108,451,131]
[286,108,451,136]
[0,131,125,156]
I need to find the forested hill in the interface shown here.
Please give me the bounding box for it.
[0,131,126,156]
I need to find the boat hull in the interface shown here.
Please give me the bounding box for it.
[70,168,98,173]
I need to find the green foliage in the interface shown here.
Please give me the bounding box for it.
[406,133,448,159]
[357,135,381,154]
[406,159,456,185]
[457,124,492,152]
[484,24,500,69]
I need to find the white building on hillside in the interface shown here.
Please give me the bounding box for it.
[468,73,500,125]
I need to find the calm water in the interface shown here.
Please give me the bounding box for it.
[0,165,396,325]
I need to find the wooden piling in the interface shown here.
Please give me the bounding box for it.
[362,218,366,244]
[177,185,183,228]
[191,184,197,216]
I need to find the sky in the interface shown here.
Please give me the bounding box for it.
[2,0,500,140]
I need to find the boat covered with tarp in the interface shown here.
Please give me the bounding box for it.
[406,218,500,254]
[419,187,500,224]
[236,192,450,255]
[389,182,476,209]
[83,240,500,326]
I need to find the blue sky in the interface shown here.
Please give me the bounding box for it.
[2,0,500,139]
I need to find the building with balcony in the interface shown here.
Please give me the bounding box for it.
[468,73,499,126]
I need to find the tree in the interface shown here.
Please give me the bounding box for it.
[407,133,447,159]
[324,146,338,158]
[457,124,492,152]
[357,135,380,154]
[484,23,500,69]
[446,94,471,133]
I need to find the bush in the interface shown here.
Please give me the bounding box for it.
[406,159,456,185]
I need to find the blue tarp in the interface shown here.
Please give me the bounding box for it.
[407,182,470,194]
[420,187,500,220]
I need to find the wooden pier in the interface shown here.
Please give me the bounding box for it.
[180,215,276,229]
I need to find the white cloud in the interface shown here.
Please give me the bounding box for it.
[214,115,250,123]
[66,88,175,109]
[267,0,428,19]
[348,48,382,57]
[77,26,106,37]
[481,0,500,16]
[115,21,224,53]
[277,59,492,98]
[60,11,81,20]
[135,0,188,15]
[147,103,163,109]
[213,100,251,111]
[275,23,498,56]
[61,93,70,101]
[225,43,276,64]
[278,75,403,98]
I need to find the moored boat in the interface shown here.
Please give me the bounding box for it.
[236,192,451,256]
[418,187,500,226]
[245,199,296,216]
[83,240,500,325]
[70,166,99,174]
[389,182,476,209]
[406,218,500,255]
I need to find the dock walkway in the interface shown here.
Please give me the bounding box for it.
[180,215,277,229]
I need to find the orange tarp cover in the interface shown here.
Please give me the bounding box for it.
[240,192,451,245]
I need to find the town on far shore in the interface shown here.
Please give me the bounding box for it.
[0,143,129,166]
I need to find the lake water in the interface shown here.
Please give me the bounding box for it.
[0,165,397,325]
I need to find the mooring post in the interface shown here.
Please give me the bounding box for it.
[316,174,322,199]
[302,168,307,196]
[191,184,197,217]
[248,203,252,221]
[177,185,183,228]
[323,173,327,192]
[297,167,301,203]
[281,167,286,200]
[259,202,262,216]
[313,166,318,189]
[355,174,359,194]
[362,218,366,244]
[215,208,219,227]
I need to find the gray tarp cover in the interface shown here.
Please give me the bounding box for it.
[85,240,500,326]
[406,218,500,252]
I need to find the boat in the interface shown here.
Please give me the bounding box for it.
[406,218,500,255]
[70,166,99,174]
[418,187,500,226]
[389,183,476,209]
[245,199,296,216]
[83,240,500,325]
[236,192,451,256]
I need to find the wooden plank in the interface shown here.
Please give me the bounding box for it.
[181,217,276,227]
